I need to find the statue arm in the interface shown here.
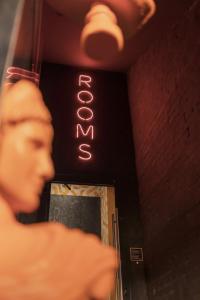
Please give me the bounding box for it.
[0,221,118,300]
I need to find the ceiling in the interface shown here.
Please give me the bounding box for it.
[42,0,195,71]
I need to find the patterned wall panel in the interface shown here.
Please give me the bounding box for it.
[51,183,111,245]
[49,195,101,238]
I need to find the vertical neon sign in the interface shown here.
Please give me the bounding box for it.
[76,74,94,161]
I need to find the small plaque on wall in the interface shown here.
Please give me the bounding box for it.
[130,247,143,262]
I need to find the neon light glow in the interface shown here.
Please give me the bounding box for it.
[6,66,39,84]
[78,144,92,160]
[77,106,94,121]
[76,124,94,140]
[79,74,92,88]
[76,74,95,161]
[77,90,94,104]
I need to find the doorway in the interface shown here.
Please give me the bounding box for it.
[49,182,123,299]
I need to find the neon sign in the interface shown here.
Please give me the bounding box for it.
[77,90,93,104]
[78,144,92,161]
[77,107,94,121]
[76,124,94,140]
[76,74,94,161]
[6,66,39,85]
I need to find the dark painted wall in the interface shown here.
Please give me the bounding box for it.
[39,63,147,299]
[129,2,200,299]
[49,195,101,238]
[40,64,133,178]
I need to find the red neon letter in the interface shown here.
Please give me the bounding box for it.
[77,107,94,121]
[79,144,92,160]
[77,90,94,104]
[79,74,92,88]
[6,66,39,84]
[76,124,94,139]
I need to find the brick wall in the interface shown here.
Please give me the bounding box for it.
[128,3,200,299]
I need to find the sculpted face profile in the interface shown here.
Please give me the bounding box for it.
[0,80,54,213]
[0,79,118,300]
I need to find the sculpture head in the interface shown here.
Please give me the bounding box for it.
[0,80,54,213]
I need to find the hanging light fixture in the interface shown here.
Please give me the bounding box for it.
[81,3,124,61]
[47,0,156,61]
[80,0,156,60]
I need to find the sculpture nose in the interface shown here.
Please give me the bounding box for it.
[40,154,55,181]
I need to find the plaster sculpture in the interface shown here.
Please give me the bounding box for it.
[0,80,118,300]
